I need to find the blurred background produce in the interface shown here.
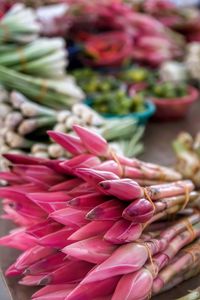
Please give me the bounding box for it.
[173,131,200,188]
[178,287,200,300]
[0,1,200,300]
[147,81,199,119]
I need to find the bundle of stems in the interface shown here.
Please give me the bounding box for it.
[0,38,68,78]
[0,65,84,109]
[111,234,200,300]
[0,3,41,43]
[153,239,200,297]
[0,125,199,299]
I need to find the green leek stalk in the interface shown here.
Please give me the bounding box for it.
[125,126,145,157]
[0,39,67,78]
[0,38,65,66]
[0,65,84,109]
[126,142,144,157]
[101,118,138,141]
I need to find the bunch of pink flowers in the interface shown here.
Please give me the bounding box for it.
[0,125,200,299]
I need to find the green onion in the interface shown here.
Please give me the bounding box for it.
[0,4,40,43]
[0,65,84,109]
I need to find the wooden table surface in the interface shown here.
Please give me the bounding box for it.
[0,101,200,300]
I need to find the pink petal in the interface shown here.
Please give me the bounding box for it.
[104,219,142,244]
[94,160,121,176]
[49,179,83,192]
[73,125,108,156]
[38,227,76,249]
[49,208,88,227]
[38,260,94,285]
[63,235,117,264]
[19,274,46,286]
[81,243,148,283]
[122,198,154,223]
[69,220,115,241]
[0,171,28,184]
[112,268,153,300]
[86,200,125,221]
[3,153,47,165]
[68,182,96,197]
[68,193,106,210]
[75,168,119,189]
[48,131,86,155]
[2,204,43,226]
[27,220,63,239]
[0,228,37,250]
[99,179,143,200]
[6,263,23,277]
[66,276,120,300]
[60,154,101,174]
[28,192,71,204]
[32,284,76,298]
[15,246,56,271]
[25,252,66,275]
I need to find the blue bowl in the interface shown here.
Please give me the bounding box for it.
[84,99,156,125]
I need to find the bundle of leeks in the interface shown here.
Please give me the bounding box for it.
[0,38,68,78]
[0,4,84,108]
[0,65,84,109]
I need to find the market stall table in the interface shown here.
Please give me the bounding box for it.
[0,101,200,300]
